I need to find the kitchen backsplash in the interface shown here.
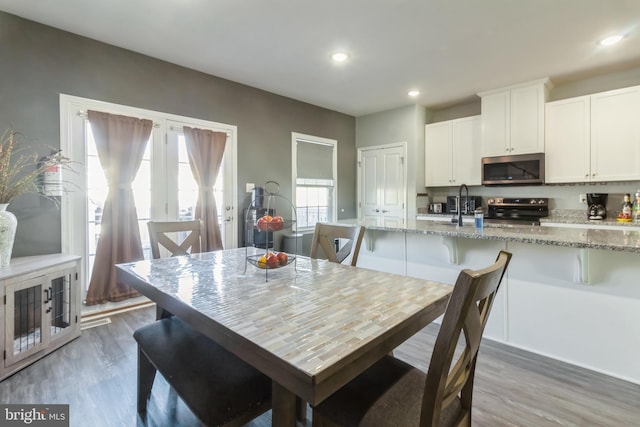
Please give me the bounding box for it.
[423,181,640,214]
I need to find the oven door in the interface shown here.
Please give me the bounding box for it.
[487,206,547,222]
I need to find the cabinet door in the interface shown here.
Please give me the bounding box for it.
[452,116,481,186]
[425,122,453,186]
[511,84,545,154]
[591,86,640,181]
[5,277,48,366]
[545,96,591,183]
[481,91,510,157]
[47,267,79,346]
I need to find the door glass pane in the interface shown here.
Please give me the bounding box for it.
[13,285,43,356]
[50,274,71,337]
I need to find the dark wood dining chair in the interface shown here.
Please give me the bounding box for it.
[311,250,512,427]
[310,223,365,266]
[134,220,272,426]
[147,220,204,259]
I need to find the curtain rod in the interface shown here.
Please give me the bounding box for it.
[77,110,160,128]
[76,111,231,135]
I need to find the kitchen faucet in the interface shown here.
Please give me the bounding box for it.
[457,183,468,226]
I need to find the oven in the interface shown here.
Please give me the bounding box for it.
[485,197,548,226]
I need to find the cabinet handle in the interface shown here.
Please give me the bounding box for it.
[592,173,596,177]
[382,210,389,213]
[44,288,50,303]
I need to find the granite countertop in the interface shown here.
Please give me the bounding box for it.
[341,217,640,253]
[541,209,640,227]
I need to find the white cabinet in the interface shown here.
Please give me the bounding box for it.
[1,254,81,381]
[545,96,591,183]
[590,86,640,181]
[479,79,550,157]
[545,85,640,183]
[425,116,481,187]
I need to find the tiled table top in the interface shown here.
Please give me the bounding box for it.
[117,248,452,377]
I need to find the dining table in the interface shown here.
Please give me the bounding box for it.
[115,247,453,426]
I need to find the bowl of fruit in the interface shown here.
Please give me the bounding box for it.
[256,215,286,231]
[249,251,292,269]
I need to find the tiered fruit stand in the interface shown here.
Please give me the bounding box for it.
[244,181,297,280]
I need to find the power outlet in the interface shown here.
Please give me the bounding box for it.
[246,183,255,193]
[579,194,587,204]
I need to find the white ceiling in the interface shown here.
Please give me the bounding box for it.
[1,0,640,116]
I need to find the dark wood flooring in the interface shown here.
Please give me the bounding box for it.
[1,306,638,426]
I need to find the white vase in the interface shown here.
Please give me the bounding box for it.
[0,204,17,267]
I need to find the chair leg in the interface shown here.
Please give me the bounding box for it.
[137,347,157,415]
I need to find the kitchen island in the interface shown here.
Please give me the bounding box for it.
[336,218,640,385]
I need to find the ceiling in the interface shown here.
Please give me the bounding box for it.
[1,0,640,116]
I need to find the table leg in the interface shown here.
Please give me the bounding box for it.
[296,397,307,422]
[272,381,297,427]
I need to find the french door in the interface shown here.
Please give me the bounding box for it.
[60,95,238,300]
[358,143,407,226]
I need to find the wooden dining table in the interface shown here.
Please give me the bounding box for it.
[116,247,452,426]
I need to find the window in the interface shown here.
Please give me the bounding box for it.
[60,95,237,303]
[291,133,337,230]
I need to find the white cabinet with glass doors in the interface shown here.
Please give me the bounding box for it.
[424,116,481,187]
[0,254,81,381]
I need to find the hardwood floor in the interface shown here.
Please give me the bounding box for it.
[1,306,638,426]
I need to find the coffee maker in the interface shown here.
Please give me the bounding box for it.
[587,193,608,220]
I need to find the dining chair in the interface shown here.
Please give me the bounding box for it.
[311,250,512,427]
[135,220,272,426]
[310,223,365,266]
[147,220,204,259]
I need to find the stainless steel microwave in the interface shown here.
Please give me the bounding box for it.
[481,153,545,186]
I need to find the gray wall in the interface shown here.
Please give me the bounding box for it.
[0,12,356,256]
[355,104,428,217]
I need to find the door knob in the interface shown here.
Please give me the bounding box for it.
[225,216,232,222]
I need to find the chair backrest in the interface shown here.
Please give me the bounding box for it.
[420,250,512,427]
[147,220,204,259]
[309,223,365,267]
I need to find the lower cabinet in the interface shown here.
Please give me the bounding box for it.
[1,254,81,381]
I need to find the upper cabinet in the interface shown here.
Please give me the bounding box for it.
[545,96,591,183]
[425,116,481,187]
[479,79,551,157]
[545,85,640,183]
[590,86,640,182]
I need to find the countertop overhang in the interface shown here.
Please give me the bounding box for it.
[339,218,640,253]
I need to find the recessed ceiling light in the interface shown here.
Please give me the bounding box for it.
[408,90,420,97]
[599,34,624,46]
[331,52,350,62]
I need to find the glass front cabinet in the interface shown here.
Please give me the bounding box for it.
[1,254,81,381]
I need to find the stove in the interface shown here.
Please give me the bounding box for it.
[485,197,548,226]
